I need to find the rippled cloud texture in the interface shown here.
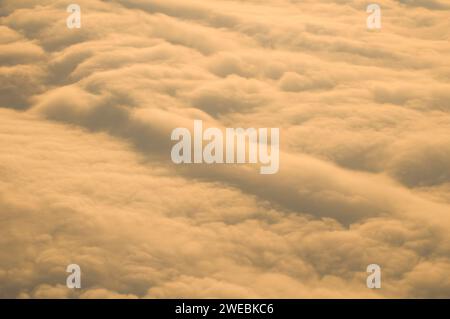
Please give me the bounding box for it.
[1,0,450,298]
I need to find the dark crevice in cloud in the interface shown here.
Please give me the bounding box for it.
[397,0,450,10]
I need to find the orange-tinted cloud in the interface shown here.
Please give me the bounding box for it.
[0,0,449,298]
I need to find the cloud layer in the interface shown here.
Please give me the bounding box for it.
[0,0,450,298]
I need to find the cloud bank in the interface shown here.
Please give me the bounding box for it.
[0,0,450,298]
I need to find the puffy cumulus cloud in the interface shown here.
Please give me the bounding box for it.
[279,71,336,92]
[1,0,450,299]
[187,76,273,116]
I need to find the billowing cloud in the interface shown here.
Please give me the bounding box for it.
[0,0,449,298]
